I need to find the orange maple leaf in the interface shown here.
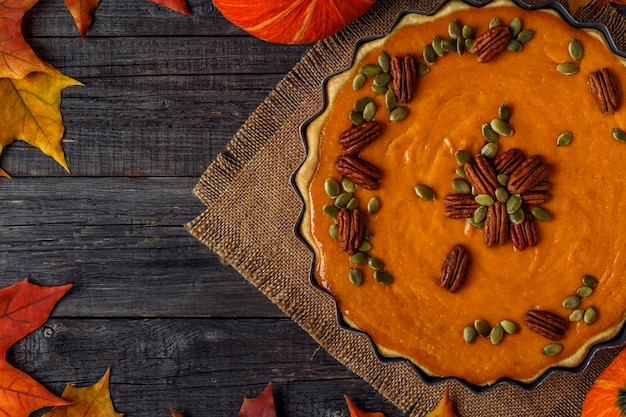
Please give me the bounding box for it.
[149,0,192,16]
[64,0,102,39]
[0,279,72,416]
[0,63,83,174]
[238,382,276,417]
[345,396,386,417]
[0,0,56,79]
[42,368,123,417]
[426,388,458,417]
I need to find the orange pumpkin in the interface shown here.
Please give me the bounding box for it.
[212,0,376,44]
[581,348,626,417]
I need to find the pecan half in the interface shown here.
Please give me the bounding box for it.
[440,244,470,293]
[588,67,620,114]
[484,202,508,247]
[335,154,382,190]
[524,310,568,341]
[464,155,499,195]
[510,211,538,251]
[521,181,552,205]
[338,121,382,154]
[507,155,550,194]
[336,208,365,255]
[390,54,418,103]
[443,194,480,219]
[493,148,525,176]
[469,25,512,63]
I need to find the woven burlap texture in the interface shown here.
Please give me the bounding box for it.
[186,0,626,415]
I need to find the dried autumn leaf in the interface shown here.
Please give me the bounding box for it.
[149,0,192,16]
[568,0,593,14]
[42,368,123,417]
[168,405,184,417]
[595,0,626,9]
[426,388,458,417]
[345,396,386,417]
[0,64,83,173]
[238,382,276,417]
[64,0,102,39]
[0,278,72,416]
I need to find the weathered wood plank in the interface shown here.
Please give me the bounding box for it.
[11,318,405,417]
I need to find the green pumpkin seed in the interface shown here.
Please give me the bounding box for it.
[474,319,491,337]
[508,208,525,225]
[414,184,435,200]
[423,45,437,64]
[499,104,511,123]
[530,206,552,221]
[323,204,339,218]
[349,111,364,126]
[509,17,522,37]
[474,205,488,223]
[557,62,579,75]
[362,101,376,121]
[577,286,594,297]
[367,197,380,215]
[516,29,534,43]
[457,36,465,55]
[378,51,391,72]
[497,174,509,187]
[568,38,583,61]
[349,268,363,286]
[584,307,597,324]
[489,17,501,28]
[506,194,522,214]
[569,309,584,322]
[353,73,366,90]
[557,131,573,147]
[452,178,471,194]
[490,323,504,345]
[507,39,522,52]
[360,63,382,77]
[490,118,513,136]
[373,72,392,87]
[363,229,372,240]
[562,295,581,309]
[441,38,457,53]
[368,257,383,270]
[481,142,499,159]
[432,36,446,57]
[455,150,472,165]
[342,177,356,193]
[385,89,397,111]
[448,19,461,39]
[543,343,563,357]
[324,178,340,197]
[613,128,626,143]
[467,217,484,228]
[465,38,474,50]
[500,320,518,334]
[462,24,474,39]
[455,166,466,178]
[358,240,372,252]
[582,275,598,288]
[464,325,477,344]
[475,194,495,206]
[349,251,368,264]
[418,63,429,75]
[482,123,499,143]
[346,197,359,210]
[371,84,388,95]
[374,270,393,285]
[334,192,353,208]
[495,187,509,203]
[329,224,338,240]
[389,106,408,122]
[354,97,373,112]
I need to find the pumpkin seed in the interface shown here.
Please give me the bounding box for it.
[462,24,474,39]
[506,194,522,214]
[385,89,397,111]
[342,177,356,193]
[495,187,509,203]
[367,197,380,215]
[371,84,388,95]
[500,320,518,334]
[557,62,579,75]
[448,19,461,39]
[349,251,368,264]
[457,36,465,55]
[508,208,525,225]
[490,118,513,136]
[569,309,584,322]
[582,275,598,288]
[349,268,363,286]
[509,17,522,37]
[432,36,446,57]
[489,17,501,28]
[499,104,511,123]
[373,72,392,87]
[324,178,340,197]
[414,184,435,200]
[481,142,499,159]
[360,63,382,77]
[363,229,372,240]
[349,111,364,126]
[374,270,393,285]
[334,192,353,208]
[441,38,457,53]
[346,197,359,210]
[354,97,373,112]
[423,45,437,64]
[467,217,484,228]
[389,106,408,122]
[490,323,504,345]
[418,63,429,75]
[568,38,583,61]
[358,240,372,252]
[507,39,522,52]
[482,123,499,143]
[455,150,472,165]
[455,166,466,178]
[497,174,509,187]
[329,224,338,240]
[362,101,376,121]
[557,131,573,147]
[543,343,563,357]
[353,73,366,90]
[584,307,597,324]
[474,205,488,223]
[530,206,552,221]
[464,325,477,344]
[613,128,626,143]
[475,194,495,206]
[562,295,581,309]
[577,286,594,297]
[452,178,471,194]
[368,257,383,270]
[323,204,339,218]
[516,29,534,43]
[378,51,391,72]
[465,38,474,50]
[474,319,491,337]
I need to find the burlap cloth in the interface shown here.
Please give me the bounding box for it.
[186,1,626,415]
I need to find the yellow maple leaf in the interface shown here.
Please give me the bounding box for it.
[426,388,458,417]
[0,64,82,174]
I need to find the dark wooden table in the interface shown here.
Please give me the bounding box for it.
[7,0,408,416]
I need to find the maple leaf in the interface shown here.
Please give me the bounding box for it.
[42,368,123,417]
[168,405,184,417]
[149,0,192,16]
[0,278,72,416]
[594,0,626,9]
[238,382,276,417]
[425,388,458,417]
[64,0,102,39]
[345,396,386,417]
[0,63,83,174]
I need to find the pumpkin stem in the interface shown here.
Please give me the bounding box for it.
[616,387,626,415]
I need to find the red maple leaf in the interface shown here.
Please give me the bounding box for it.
[64,0,101,39]
[238,382,276,417]
[345,396,386,417]
[0,279,72,416]
[149,0,192,16]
